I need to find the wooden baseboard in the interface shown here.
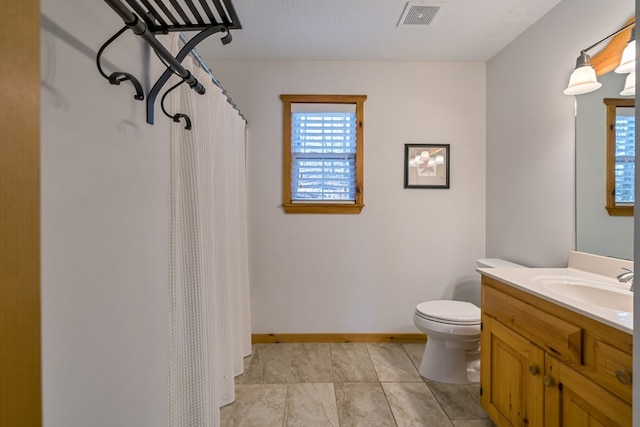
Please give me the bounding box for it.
[252,333,426,344]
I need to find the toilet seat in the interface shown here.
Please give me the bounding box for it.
[415,300,480,325]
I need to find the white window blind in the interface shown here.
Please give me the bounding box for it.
[290,104,357,202]
[615,113,635,203]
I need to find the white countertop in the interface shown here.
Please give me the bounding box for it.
[477,266,633,334]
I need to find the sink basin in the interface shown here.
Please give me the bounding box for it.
[532,275,633,313]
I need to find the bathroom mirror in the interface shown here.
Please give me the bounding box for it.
[576,72,634,260]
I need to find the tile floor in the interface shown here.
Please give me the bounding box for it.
[221,342,494,426]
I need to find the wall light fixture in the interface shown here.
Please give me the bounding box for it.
[564,21,635,96]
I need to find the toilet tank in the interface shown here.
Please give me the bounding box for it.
[476,258,526,269]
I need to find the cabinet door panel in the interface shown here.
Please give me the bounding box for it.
[545,356,631,427]
[481,315,544,427]
[562,388,606,427]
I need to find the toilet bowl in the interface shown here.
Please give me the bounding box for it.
[413,300,481,384]
[413,258,526,384]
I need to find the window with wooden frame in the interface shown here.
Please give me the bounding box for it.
[280,94,366,214]
[604,98,634,216]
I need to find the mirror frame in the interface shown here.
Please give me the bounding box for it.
[604,97,635,216]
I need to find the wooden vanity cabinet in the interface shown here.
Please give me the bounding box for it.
[480,275,632,427]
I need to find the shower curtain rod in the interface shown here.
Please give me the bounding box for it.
[179,33,246,122]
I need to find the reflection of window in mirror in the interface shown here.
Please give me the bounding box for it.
[604,98,634,216]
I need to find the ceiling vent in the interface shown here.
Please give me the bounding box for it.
[398,2,447,27]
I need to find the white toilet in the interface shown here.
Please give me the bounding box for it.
[413,258,525,384]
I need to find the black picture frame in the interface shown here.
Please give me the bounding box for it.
[404,143,450,189]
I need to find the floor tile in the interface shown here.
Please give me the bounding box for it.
[426,380,488,420]
[464,384,482,404]
[239,345,267,384]
[289,343,333,383]
[235,351,258,385]
[330,343,379,383]
[334,383,396,427]
[220,402,234,420]
[402,342,425,370]
[284,383,340,426]
[246,343,333,384]
[452,419,495,427]
[262,343,298,383]
[382,382,453,427]
[228,384,287,426]
[367,343,422,382]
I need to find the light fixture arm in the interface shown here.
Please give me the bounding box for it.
[582,21,635,54]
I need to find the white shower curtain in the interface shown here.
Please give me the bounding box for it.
[167,35,251,427]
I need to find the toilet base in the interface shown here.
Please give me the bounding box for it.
[419,339,480,384]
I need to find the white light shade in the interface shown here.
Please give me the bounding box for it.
[420,151,429,159]
[615,40,636,74]
[620,71,635,96]
[435,155,444,165]
[564,65,602,95]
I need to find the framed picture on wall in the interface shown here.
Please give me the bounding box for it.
[404,143,450,189]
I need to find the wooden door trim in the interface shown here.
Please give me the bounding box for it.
[0,1,41,426]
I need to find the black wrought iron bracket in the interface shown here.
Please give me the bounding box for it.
[161,79,192,130]
[147,24,229,125]
[99,0,241,129]
[96,25,145,101]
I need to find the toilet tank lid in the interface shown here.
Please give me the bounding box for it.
[476,258,526,268]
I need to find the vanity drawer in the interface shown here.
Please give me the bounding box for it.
[482,285,582,364]
[593,340,632,404]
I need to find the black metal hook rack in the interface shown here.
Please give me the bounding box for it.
[98,0,241,128]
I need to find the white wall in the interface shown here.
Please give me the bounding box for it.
[41,2,169,426]
[486,0,634,267]
[209,61,486,333]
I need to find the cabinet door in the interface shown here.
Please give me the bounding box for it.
[545,356,632,427]
[481,315,545,427]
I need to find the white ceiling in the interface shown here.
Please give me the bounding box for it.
[196,0,563,61]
